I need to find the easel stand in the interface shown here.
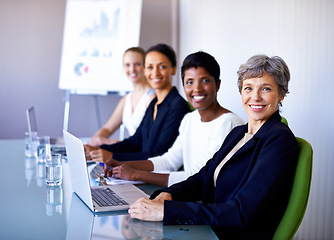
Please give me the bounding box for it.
[63,90,126,140]
[63,89,104,132]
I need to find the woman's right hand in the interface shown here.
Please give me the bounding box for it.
[84,145,100,157]
[128,197,164,221]
[103,158,121,177]
[111,164,138,180]
[87,136,120,147]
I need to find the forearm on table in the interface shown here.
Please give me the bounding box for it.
[133,171,169,187]
[124,160,154,171]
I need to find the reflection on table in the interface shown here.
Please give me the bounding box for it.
[0,139,217,240]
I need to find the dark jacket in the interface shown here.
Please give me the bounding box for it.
[151,111,298,240]
[101,87,191,161]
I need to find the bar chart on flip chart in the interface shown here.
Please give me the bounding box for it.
[59,0,143,94]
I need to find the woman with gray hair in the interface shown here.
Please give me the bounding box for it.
[127,54,299,240]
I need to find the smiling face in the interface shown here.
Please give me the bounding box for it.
[183,67,220,112]
[123,51,145,84]
[144,51,176,91]
[241,72,284,132]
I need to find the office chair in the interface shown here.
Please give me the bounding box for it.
[272,137,313,240]
[188,102,195,112]
[281,116,288,125]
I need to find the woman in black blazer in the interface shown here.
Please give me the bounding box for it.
[128,55,299,240]
[85,44,190,167]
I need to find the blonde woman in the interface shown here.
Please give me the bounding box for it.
[87,47,155,147]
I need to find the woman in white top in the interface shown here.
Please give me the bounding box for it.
[107,51,244,186]
[87,47,155,147]
[151,110,244,186]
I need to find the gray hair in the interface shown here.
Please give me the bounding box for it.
[237,55,290,98]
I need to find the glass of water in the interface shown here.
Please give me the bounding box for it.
[25,131,38,157]
[46,154,62,186]
[46,185,63,216]
[37,136,51,162]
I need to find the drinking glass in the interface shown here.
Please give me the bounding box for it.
[46,154,62,186]
[25,131,38,157]
[37,136,51,162]
[46,185,63,216]
[36,161,46,187]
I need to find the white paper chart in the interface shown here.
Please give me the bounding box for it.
[59,0,142,94]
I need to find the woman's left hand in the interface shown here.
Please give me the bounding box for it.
[112,164,137,180]
[128,198,164,221]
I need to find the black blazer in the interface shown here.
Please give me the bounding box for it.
[101,87,191,161]
[151,111,299,240]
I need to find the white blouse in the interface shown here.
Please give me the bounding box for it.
[122,88,155,136]
[213,133,253,187]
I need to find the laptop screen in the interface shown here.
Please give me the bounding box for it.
[26,106,37,133]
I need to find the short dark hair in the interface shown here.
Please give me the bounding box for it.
[181,51,220,86]
[144,43,177,67]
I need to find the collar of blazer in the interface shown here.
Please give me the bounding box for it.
[212,110,283,167]
[154,86,178,108]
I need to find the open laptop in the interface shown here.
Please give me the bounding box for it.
[66,193,218,239]
[66,193,130,239]
[66,193,94,240]
[26,106,66,155]
[63,130,148,212]
[26,106,38,134]
[26,106,65,144]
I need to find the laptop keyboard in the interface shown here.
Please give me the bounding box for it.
[91,187,129,207]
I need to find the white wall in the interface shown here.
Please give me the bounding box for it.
[179,0,334,239]
[0,0,67,138]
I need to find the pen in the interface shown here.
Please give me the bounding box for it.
[93,169,108,185]
[97,162,113,179]
[98,162,113,170]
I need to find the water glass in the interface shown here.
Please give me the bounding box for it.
[25,131,38,157]
[46,154,62,186]
[25,156,37,187]
[36,161,46,187]
[37,136,51,162]
[46,185,63,216]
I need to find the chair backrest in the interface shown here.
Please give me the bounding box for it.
[281,116,288,125]
[272,137,313,240]
[188,102,195,112]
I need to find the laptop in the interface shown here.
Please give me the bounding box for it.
[26,106,38,134]
[26,106,66,155]
[66,193,94,240]
[63,130,148,212]
[66,193,131,239]
[66,194,218,240]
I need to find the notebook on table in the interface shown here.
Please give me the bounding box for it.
[63,130,148,212]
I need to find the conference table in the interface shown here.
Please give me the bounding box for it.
[0,139,218,240]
